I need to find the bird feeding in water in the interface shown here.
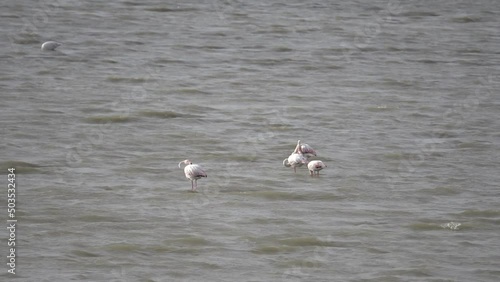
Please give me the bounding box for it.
[283,140,308,173]
[178,159,207,191]
[307,160,327,176]
[41,41,62,51]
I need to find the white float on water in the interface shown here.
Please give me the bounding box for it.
[41,41,62,51]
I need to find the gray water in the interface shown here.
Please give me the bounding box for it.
[1,1,500,281]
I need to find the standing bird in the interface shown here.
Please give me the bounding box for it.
[178,160,207,191]
[41,41,62,51]
[283,140,308,173]
[307,160,327,176]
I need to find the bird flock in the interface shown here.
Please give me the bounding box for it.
[283,140,327,176]
[38,42,327,191]
[179,140,326,191]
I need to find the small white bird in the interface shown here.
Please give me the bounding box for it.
[178,159,207,191]
[283,140,308,173]
[283,153,308,173]
[307,160,327,176]
[41,41,62,51]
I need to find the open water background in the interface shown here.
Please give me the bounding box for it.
[1,0,500,281]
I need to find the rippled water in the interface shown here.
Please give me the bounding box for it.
[1,1,500,281]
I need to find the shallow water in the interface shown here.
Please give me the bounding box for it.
[1,0,500,281]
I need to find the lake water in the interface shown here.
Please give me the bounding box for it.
[1,0,500,281]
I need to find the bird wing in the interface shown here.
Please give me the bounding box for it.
[301,144,317,156]
[289,153,307,165]
[189,164,207,177]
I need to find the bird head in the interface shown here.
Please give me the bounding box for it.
[178,159,192,168]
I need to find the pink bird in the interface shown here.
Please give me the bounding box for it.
[300,142,317,159]
[307,160,327,176]
[283,140,308,173]
[178,159,207,191]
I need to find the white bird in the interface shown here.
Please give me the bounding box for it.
[178,159,207,191]
[283,140,308,173]
[307,160,327,176]
[41,41,62,51]
[283,153,308,173]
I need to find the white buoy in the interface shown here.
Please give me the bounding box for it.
[41,41,62,51]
